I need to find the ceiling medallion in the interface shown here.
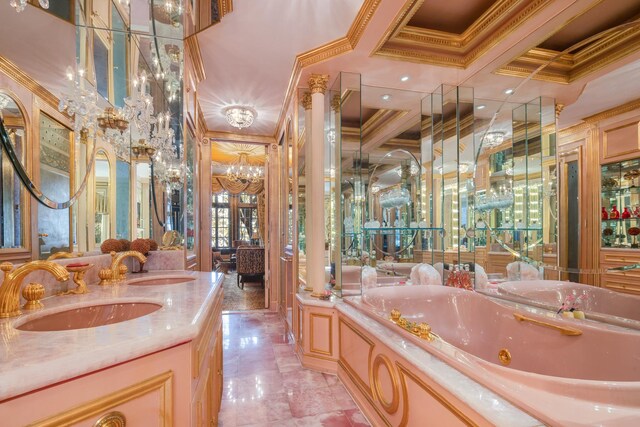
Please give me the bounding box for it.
[226,152,263,183]
[483,131,506,148]
[224,106,256,129]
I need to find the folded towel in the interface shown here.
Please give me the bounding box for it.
[362,266,378,289]
[474,263,489,289]
[410,263,442,286]
[506,261,541,281]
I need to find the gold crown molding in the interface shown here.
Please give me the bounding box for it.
[0,56,59,111]
[220,0,233,17]
[372,0,551,68]
[185,35,207,84]
[197,101,207,136]
[362,111,409,147]
[206,131,275,145]
[371,0,424,54]
[582,98,640,124]
[496,19,640,83]
[273,0,382,140]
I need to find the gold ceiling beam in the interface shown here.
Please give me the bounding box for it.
[206,131,275,145]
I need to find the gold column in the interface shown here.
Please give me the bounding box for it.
[308,74,329,298]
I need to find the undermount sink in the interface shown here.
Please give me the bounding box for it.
[15,302,162,332]
[126,276,196,286]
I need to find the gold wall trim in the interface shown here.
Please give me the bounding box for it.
[396,362,478,427]
[371,354,400,414]
[29,371,173,427]
[339,360,393,427]
[0,56,60,111]
[583,98,640,124]
[309,312,333,356]
[372,0,552,68]
[206,131,275,145]
[273,0,382,140]
[185,35,207,83]
[338,318,375,400]
[220,0,233,17]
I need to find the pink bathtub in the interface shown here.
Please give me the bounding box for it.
[497,280,640,328]
[340,265,408,296]
[347,285,640,426]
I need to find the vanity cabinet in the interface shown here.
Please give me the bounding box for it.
[0,290,224,426]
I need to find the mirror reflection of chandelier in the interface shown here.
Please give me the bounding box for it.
[226,152,263,183]
[224,106,256,129]
[483,131,506,148]
[10,0,48,12]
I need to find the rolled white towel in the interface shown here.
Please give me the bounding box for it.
[474,263,489,289]
[506,261,541,281]
[410,263,442,286]
[362,266,378,289]
[433,262,444,279]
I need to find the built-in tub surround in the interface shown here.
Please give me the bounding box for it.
[349,286,640,426]
[0,270,222,404]
[495,280,640,329]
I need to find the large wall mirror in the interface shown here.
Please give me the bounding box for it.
[37,112,74,259]
[93,151,112,247]
[0,92,28,253]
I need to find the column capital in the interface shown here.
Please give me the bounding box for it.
[301,92,312,110]
[331,94,341,112]
[555,103,565,120]
[308,74,329,95]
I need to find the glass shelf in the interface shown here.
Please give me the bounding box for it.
[601,159,640,249]
[362,227,443,233]
[601,187,640,196]
[491,227,544,231]
[601,218,640,223]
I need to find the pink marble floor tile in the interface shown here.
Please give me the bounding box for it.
[235,371,285,396]
[293,411,352,427]
[282,368,329,392]
[233,401,270,426]
[272,343,296,357]
[344,409,371,427]
[329,384,359,411]
[323,373,341,387]
[236,358,280,376]
[287,386,340,418]
[243,419,298,427]
[218,404,237,426]
[276,354,303,373]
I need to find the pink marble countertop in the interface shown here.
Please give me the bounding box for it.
[0,270,223,401]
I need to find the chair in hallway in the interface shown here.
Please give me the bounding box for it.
[236,246,265,289]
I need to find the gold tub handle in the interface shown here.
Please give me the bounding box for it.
[513,313,582,336]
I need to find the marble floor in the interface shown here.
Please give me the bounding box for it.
[220,311,370,427]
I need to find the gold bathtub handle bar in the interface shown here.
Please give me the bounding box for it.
[513,313,582,336]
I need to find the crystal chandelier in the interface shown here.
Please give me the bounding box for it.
[10,0,48,12]
[58,66,102,143]
[482,131,506,149]
[97,107,130,161]
[155,157,186,192]
[224,106,256,129]
[123,72,176,161]
[226,152,263,183]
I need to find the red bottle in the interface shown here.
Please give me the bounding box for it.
[622,207,631,219]
[610,205,620,220]
[602,207,608,220]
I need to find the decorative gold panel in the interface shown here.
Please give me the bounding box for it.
[309,312,333,356]
[371,354,400,414]
[29,371,173,427]
[338,318,375,399]
[601,121,640,161]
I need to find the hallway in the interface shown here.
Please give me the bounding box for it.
[219,312,369,426]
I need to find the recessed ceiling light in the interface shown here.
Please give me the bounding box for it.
[504,88,514,95]
[381,94,391,101]
[477,104,486,110]
[400,75,410,82]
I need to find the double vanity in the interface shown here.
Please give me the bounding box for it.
[0,258,223,426]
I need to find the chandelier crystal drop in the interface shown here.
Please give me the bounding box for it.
[224,106,256,129]
[482,131,506,149]
[58,66,102,143]
[10,0,48,12]
[226,152,263,183]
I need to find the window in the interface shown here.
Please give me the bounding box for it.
[238,192,258,241]
[212,192,230,248]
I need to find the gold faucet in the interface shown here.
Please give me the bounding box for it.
[0,261,70,318]
[98,251,147,286]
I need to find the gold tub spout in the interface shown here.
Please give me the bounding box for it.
[47,251,83,261]
[513,313,583,336]
[0,261,70,318]
[99,251,147,286]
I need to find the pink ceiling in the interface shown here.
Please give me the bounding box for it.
[196,0,363,137]
[0,2,75,99]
